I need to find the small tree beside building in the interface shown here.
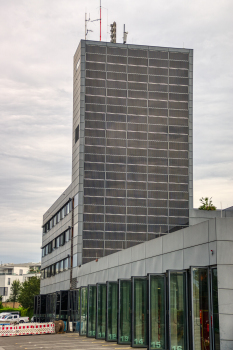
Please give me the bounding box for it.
[18,276,40,310]
[8,280,21,308]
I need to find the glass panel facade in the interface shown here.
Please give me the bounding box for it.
[106,282,118,341]
[118,279,132,344]
[132,277,148,347]
[87,285,97,337]
[36,266,220,346]
[96,284,107,339]
[169,271,187,350]
[149,274,166,350]
[82,44,191,263]
[212,268,220,350]
[192,267,210,350]
[80,287,88,335]
[69,289,80,332]
[60,290,69,321]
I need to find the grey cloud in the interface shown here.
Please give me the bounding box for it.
[0,0,232,263]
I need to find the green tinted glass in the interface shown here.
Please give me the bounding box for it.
[212,268,220,350]
[169,271,187,350]
[87,285,97,337]
[192,268,210,350]
[149,275,166,349]
[133,277,148,347]
[118,280,131,344]
[96,284,106,339]
[80,287,87,335]
[107,282,118,341]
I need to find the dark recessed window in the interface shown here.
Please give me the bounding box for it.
[75,125,79,143]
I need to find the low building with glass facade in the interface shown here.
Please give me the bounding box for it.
[36,216,233,349]
[39,39,233,349]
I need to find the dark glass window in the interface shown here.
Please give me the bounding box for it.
[75,125,79,143]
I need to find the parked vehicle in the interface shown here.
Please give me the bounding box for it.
[30,315,36,322]
[0,313,11,321]
[3,314,29,323]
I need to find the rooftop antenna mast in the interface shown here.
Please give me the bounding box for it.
[100,0,101,41]
[123,24,128,44]
[85,1,102,41]
[85,13,93,40]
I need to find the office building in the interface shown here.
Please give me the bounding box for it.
[41,40,193,288]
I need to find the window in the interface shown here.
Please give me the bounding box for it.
[65,230,70,242]
[56,262,59,274]
[60,260,64,273]
[106,282,118,341]
[74,193,79,208]
[96,284,106,339]
[73,253,78,268]
[64,258,68,271]
[48,242,52,254]
[56,237,60,248]
[75,125,79,143]
[132,277,148,347]
[19,269,23,276]
[7,278,10,285]
[60,234,64,246]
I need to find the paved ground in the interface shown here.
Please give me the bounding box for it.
[0,333,133,350]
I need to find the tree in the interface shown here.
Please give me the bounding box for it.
[18,277,40,310]
[8,280,21,308]
[0,295,3,309]
[199,197,217,211]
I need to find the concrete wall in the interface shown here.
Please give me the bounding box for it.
[189,208,233,226]
[73,218,219,285]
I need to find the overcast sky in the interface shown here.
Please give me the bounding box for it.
[0,0,232,264]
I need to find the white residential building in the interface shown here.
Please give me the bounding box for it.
[0,262,40,302]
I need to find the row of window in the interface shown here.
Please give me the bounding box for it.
[83,181,188,191]
[86,66,189,78]
[85,123,189,134]
[85,79,190,93]
[41,257,70,279]
[83,207,189,216]
[83,189,189,199]
[42,228,71,257]
[82,222,188,231]
[85,76,189,88]
[43,200,72,234]
[84,156,189,167]
[85,114,189,124]
[85,79,190,94]
[84,139,189,151]
[85,56,188,67]
[85,97,189,110]
[83,198,189,208]
[86,90,189,102]
[84,174,188,184]
[84,164,189,175]
[86,45,189,61]
[86,104,189,116]
[82,214,188,224]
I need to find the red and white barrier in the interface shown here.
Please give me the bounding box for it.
[0,323,55,337]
